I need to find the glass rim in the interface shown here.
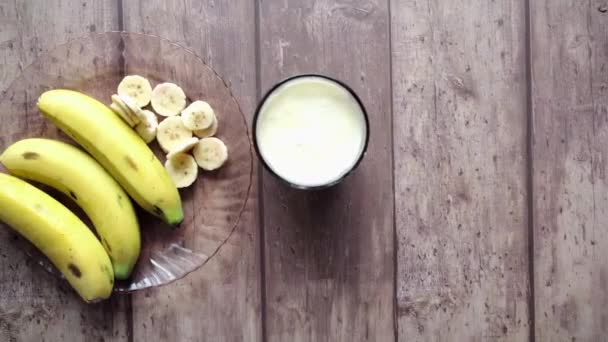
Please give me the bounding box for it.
[252,73,370,190]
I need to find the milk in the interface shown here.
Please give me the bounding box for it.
[255,76,367,187]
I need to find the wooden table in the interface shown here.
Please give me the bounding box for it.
[0,1,606,341]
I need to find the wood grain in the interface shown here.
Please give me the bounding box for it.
[121,1,262,341]
[391,0,530,340]
[531,1,608,340]
[258,1,394,341]
[0,1,129,341]
[9,0,608,340]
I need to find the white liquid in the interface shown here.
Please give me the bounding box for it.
[256,76,367,187]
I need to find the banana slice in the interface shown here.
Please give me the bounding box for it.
[135,110,159,144]
[193,137,228,171]
[166,137,199,160]
[111,94,140,126]
[118,94,145,119]
[151,83,187,117]
[110,102,137,127]
[181,101,215,130]
[165,153,198,188]
[117,75,153,107]
[157,116,193,153]
[193,116,218,138]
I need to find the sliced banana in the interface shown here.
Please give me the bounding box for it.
[181,101,215,131]
[193,137,228,171]
[118,94,145,119]
[193,116,218,138]
[112,94,141,127]
[156,116,193,153]
[151,83,187,117]
[135,109,159,144]
[167,137,199,160]
[110,101,137,127]
[165,153,198,188]
[117,75,153,107]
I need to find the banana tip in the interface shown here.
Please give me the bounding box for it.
[113,265,133,280]
[166,212,184,228]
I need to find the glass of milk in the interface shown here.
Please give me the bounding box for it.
[253,74,369,189]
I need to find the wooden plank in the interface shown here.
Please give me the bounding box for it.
[391,0,530,340]
[531,2,608,340]
[0,1,129,341]
[0,0,117,88]
[258,1,394,341]
[121,2,262,341]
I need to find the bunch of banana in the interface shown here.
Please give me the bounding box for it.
[0,73,233,302]
[0,87,186,302]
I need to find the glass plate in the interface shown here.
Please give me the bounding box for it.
[0,32,253,293]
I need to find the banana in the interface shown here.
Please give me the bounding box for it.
[135,109,158,144]
[165,153,198,188]
[0,173,114,302]
[0,138,141,279]
[38,89,184,226]
[157,116,193,153]
[117,75,153,107]
[151,82,187,116]
[181,100,215,130]
[110,102,137,127]
[193,116,218,138]
[111,95,140,126]
[166,137,199,160]
[193,137,228,171]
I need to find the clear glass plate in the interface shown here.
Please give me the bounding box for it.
[0,32,253,293]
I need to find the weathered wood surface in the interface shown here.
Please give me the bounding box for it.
[0,1,129,341]
[258,1,395,341]
[4,0,608,340]
[531,1,608,340]
[391,0,530,340]
[121,1,262,341]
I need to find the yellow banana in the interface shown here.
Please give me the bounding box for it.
[0,138,141,279]
[0,173,113,302]
[37,89,184,226]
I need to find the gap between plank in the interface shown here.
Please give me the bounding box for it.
[254,0,269,341]
[115,0,134,341]
[524,0,536,340]
[117,0,124,34]
[387,0,399,341]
